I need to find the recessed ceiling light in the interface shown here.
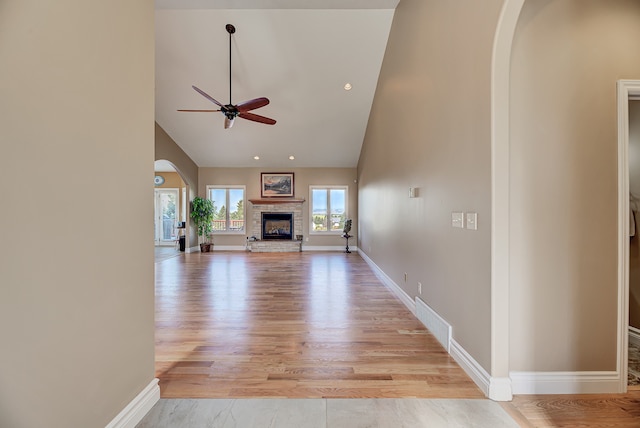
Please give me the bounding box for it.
[289,155,295,160]
[344,83,352,91]
[253,156,260,160]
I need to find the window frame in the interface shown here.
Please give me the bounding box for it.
[309,185,349,235]
[206,185,246,235]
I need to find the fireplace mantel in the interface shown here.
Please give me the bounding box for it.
[249,199,305,205]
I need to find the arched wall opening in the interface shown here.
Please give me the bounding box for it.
[490,0,524,401]
[155,122,200,252]
[154,160,191,250]
[493,0,640,396]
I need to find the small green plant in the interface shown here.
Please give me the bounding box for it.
[190,196,215,244]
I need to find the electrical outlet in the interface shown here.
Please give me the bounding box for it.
[418,282,422,295]
[404,272,408,282]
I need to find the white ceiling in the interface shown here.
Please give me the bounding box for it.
[155,0,398,168]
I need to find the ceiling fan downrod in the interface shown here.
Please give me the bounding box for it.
[226,24,235,107]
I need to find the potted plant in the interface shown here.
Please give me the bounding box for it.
[190,196,215,252]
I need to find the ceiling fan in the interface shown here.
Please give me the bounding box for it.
[178,24,276,129]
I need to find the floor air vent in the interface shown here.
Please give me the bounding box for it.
[415,297,451,352]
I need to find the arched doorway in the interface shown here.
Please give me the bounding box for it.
[154,159,189,259]
[493,0,639,396]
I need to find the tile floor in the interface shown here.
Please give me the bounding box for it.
[155,246,183,263]
[136,398,519,428]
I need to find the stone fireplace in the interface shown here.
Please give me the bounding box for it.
[249,199,304,252]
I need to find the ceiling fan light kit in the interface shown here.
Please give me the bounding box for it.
[178,23,276,129]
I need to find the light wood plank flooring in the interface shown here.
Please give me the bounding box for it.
[504,392,640,427]
[154,251,640,427]
[155,251,483,399]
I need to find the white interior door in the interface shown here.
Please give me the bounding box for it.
[155,188,179,246]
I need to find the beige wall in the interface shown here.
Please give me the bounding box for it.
[155,122,198,188]
[155,122,199,248]
[630,100,640,329]
[357,0,503,371]
[510,0,640,371]
[0,1,155,427]
[156,171,185,190]
[198,167,357,248]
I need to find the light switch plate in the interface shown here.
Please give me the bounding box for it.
[452,212,464,228]
[466,212,478,230]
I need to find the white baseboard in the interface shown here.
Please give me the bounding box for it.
[186,246,200,253]
[302,246,358,252]
[359,253,625,399]
[212,245,246,251]
[510,371,622,394]
[105,378,159,428]
[489,377,513,401]
[197,245,359,252]
[358,251,415,314]
[449,339,491,397]
[359,252,514,400]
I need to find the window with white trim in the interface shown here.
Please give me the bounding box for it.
[206,185,246,233]
[309,186,348,233]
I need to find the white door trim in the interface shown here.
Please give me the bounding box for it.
[490,0,525,401]
[154,188,180,246]
[617,80,640,392]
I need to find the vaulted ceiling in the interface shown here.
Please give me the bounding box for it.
[155,0,399,168]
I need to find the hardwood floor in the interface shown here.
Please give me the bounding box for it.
[504,392,640,427]
[154,251,640,426]
[154,251,483,399]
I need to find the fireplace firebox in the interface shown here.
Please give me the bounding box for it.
[262,213,293,240]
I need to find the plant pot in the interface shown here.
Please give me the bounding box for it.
[200,243,212,253]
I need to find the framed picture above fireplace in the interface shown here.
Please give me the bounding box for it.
[261,173,294,197]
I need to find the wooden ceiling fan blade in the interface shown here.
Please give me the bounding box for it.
[191,85,223,107]
[238,112,276,125]
[236,97,270,112]
[177,109,221,112]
